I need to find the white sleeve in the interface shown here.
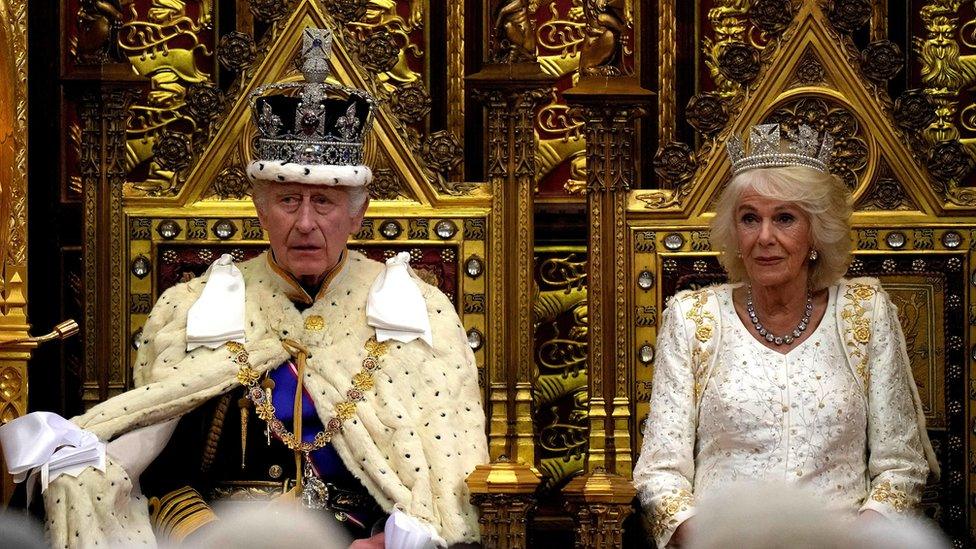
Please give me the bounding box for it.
[633,299,697,547]
[858,291,930,516]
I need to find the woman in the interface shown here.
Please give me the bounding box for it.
[632,124,938,548]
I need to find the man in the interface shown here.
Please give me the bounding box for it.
[3,27,487,548]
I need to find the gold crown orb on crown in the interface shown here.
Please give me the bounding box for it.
[726,124,834,177]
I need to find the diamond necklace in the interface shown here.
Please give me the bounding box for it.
[745,285,813,346]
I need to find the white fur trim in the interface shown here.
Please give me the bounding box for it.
[246,160,372,186]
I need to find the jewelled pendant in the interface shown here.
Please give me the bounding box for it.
[300,456,329,510]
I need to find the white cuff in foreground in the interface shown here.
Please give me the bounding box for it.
[384,509,446,549]
[0,411,105,498]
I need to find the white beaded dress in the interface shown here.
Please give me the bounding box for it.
[633,281,933,548]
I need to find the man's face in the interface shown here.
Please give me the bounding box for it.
[256,183,367,283]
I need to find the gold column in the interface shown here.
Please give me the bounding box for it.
[562,468,638,548]
[467,460,542,549]
[465,70,552,544]
[79,87,132,404]
[563,77,651,546]
[465,1,555,540]
[0,0,29,503]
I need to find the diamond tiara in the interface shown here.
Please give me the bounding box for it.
[726,123,834,177]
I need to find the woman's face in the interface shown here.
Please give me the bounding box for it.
[734,187,813,290]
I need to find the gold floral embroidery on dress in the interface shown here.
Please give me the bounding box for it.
[841,284,875,388]
[686,291,716,343]
[870,480,911,512]
[652,488,694,538]
[683,290,716,400]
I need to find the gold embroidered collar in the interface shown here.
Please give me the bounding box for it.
[266,250,348,305]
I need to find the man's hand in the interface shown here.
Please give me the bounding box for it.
[349,531,385,549]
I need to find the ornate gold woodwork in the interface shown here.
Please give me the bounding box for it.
[657,0,675,142]
[81,89,134,404]
[635,3,945,216]
[119,0,214,195]
[466,460,542,549]
[533,247,588,490]
[562,469,637,548]
[565,77,650,477]
[564,76,650,546]
[469,64,553,464]
[703,0,748,101]
[447,0,465,180]
[919,0,963,144]
[0,0,29,502]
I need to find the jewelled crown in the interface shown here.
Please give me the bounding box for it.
[246,27,376,186]
[726,123,834,177]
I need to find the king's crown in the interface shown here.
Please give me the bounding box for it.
[726,123,834,177]
[248,28,375,167]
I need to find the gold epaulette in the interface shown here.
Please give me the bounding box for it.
[148,486,218,542]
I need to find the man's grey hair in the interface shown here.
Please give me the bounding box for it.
[710,165,852,291]
[251,180,369,216]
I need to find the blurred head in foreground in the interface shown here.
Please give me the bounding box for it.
[173,502,352,549]
[686,481,948,549]
[0,510,46,549]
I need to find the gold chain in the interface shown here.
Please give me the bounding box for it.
[230,338,389,453]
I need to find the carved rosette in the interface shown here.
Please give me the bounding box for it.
[685,92,729,137]
[794,53,826,85]
[390,81,432,124]
[358,31,400,73]
[749,0,796,35]
[217,32,256,72]
[153,132,193,173]
[248,0,292,22]
[327,0,369,23]
[653,142,697,187]
[826,0,872,34]
[766,97,868,189]
[717,42,762,85]
[422,130,464,175]
[927,140,974,184]
[368,168,404,200]
[860,40,903,82]
[185,82,225,123]
[894,89,937,131]
[211,167,251,200]
[863,177,909,210]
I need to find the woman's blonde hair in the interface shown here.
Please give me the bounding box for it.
[710,165,852,291]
